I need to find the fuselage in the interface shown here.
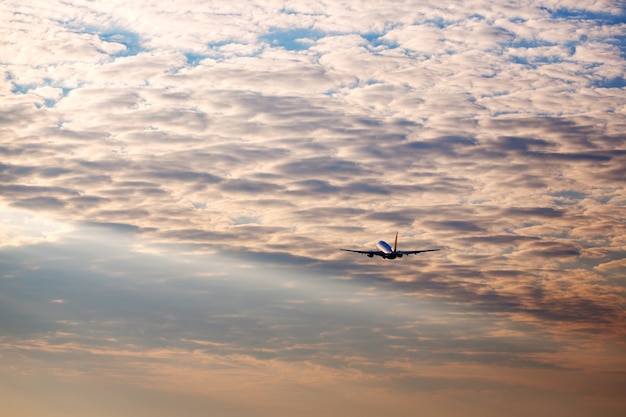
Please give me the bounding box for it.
[376,240,402,259]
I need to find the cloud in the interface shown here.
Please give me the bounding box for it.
[1,2,626,415]
[595,258,626,272]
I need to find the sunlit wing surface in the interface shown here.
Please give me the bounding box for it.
[340,249,386,257]
[396,249,441,255]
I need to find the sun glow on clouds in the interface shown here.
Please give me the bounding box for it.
[1,0,626,416]
[0,206,73,248]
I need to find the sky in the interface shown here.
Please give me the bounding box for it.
[1,0,625,416]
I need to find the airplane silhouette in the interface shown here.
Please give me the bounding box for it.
[340,232,440,259]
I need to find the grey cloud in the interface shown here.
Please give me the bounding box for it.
[132,108,211,132]
[343,181,391,195]
[365,211,420,227]
[99,183,168,198]
[425,220,487,233]
[146,169,222,184]
[343,264,625,333]
[527,295,623,328]
[37,167,74,178]
[65,174,113,187]
[220,178,284,193]
[460,234,541,245]
[0,163,74,183]
[293,206,367,223]
[0,145,27,156]
[288,179,341,194]
[390,135,479,160]
[0,184,79,198]
[498,136,555,152]
[11,196,67,210]
[517,240,581,259]
[0,163,37,180]
[0,103,40,128]
[82,221,158,234]
[160,228,238,244]
[487,138,614,164]
[68,195,110,209]
[94,208,151,219]
[78,159,133,172]
[600,161,626,183]
[486,117,612,149]
[503,207,565,218]
[276,156,365,178]
[240,249,319,267]
[526,151,613,163]
[49,127,112,142]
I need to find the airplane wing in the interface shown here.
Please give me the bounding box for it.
[339,249,385,257]
[396,249,440,255]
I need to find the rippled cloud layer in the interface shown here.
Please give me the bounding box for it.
[1,1,625,416]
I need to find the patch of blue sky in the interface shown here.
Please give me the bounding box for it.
[595,195,613,204]
[541,8,626,58]
[536,55,565,64]
[509,17,528,24]
[424,17,456,29]
[609,34,626,58]
[323,78,382,96]
[509,55,565,67]
[361,32,380,44]
[60,18,148,58]
[509,39,558,49]
[279,7,324,17]
[468,14,485,21]
[9,78,72,104]
[564,40,580,56]
[362,32,400,50]
[279,7,298,15]
[492,110,522,117]
[231,216,259,225]
[509,55,529,65]
[42,78,72,97]
[592,76,626,89]
[202,46,264,63]
[542,7,626,25]
[98,29,145,57]
[10,82,37,94]
[33,99,57,109]
[183,52,208,67]
[207,40,234,49]
[549,190,587,200]
[260,28,325,51]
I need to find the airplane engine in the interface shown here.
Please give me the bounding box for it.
[367,253,374,258]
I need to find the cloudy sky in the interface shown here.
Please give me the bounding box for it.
[1,0,625,416]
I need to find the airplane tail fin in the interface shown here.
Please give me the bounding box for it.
[393,232,398,252]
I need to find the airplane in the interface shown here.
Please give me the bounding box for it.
[340,232,440,259]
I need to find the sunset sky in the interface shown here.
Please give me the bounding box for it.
[1,1,625,416]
